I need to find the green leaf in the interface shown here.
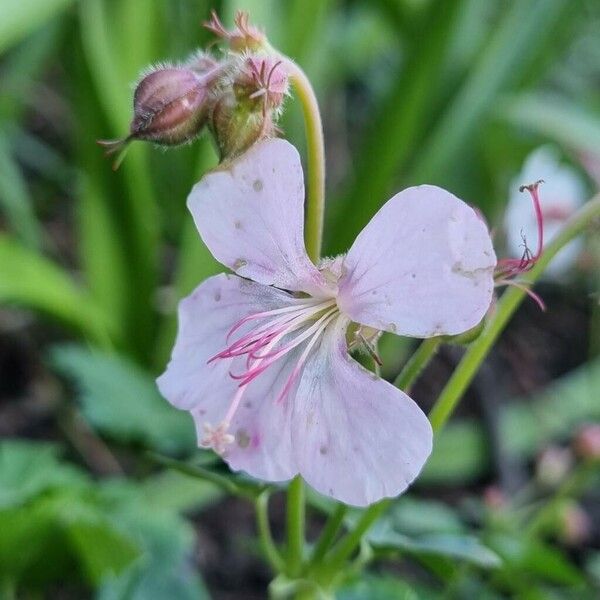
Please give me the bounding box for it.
[66,520,140,586]
[0,133,42,248]
[489,534,585,587]
[422,358,600,484]
[337,574,429,600]
[363,499,500,569]
[0,0,72,53]
[421,420,490,485]
[97,494,210,600]
[498,92,600,163]
[408,0,574,185]
[0,441,86,509]
[0,235,115,345]
[50,345,196,454]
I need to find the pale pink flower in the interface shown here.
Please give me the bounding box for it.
[157,139,497,506]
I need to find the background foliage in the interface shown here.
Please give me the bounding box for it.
[0,0,599,598]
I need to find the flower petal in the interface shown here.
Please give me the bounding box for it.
[292,318,432,506]
[187,138,329,295]
[337,185,496,337]
[157,273,299,481]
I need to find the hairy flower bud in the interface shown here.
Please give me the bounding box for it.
[99,66,216,169]
[210,55,288,160]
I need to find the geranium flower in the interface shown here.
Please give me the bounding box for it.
[157,139,497,506]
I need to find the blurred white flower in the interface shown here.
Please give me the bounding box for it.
[505,146,587,278]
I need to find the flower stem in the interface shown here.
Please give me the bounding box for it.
[324,500,389,573]
[286,476,306,576]
[429,192,600,434]
[309,504,348,567]
[284,59,326,263]
[256,491,286,573]
[393,337,442,392]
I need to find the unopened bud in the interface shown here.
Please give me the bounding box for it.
[573,423,600,460]
[535,446,573,488]
[210,55,288,160]
[204,10,266,52]
[558,501,591,546]
[99,66,214,169]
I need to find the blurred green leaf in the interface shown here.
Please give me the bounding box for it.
[337,574,428,600]
[328,0,463,252]
[421,420,490,485]
[364,499,500,569]
[498,92,600,158]
[97,491,210,600]
[0,235,115,344]
[0,133,42,248]
[65,520,141,586]
[422,358,600,484]
[50,344,195,454]
[409,0,575,185]
[489,534,585,587]
[0,441,85,509]
[0,0,72,54]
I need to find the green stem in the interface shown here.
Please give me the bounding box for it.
[429,193,600,434]
[256,491,286,573]
[393,337,442,392]
[324,501,389,573]
[284,59,326,263]
[286,476,306,576]
[309,504,348,567]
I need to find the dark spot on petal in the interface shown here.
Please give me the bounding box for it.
[319,445,328,455]
[236,429,250,449]
[234,220,242,229]
[244,401,253,409]
[411,273,416,279]
[214,291,221,301]
[253,179,263,192]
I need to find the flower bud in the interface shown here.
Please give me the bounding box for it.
[99,66,214,169]
[535,446,573,488]
[210,55,288,160]
[130,67,210,144]
[558,501,591,546]
[573,423,600,460]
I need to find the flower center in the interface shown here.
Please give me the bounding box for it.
[202,296,340,453]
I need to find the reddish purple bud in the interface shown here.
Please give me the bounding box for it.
[210,55,288,160]
[573,423,600,460]
[99,66,216,169]
[130,67,210,145]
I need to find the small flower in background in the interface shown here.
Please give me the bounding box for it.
[558,501,592,546]
[157,138,497,506]
[573,423,600,461]
[504,146,587,279]
[535,445,573,488]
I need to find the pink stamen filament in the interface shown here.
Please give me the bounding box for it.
[203,299,340,449]
[497,181,544,278]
